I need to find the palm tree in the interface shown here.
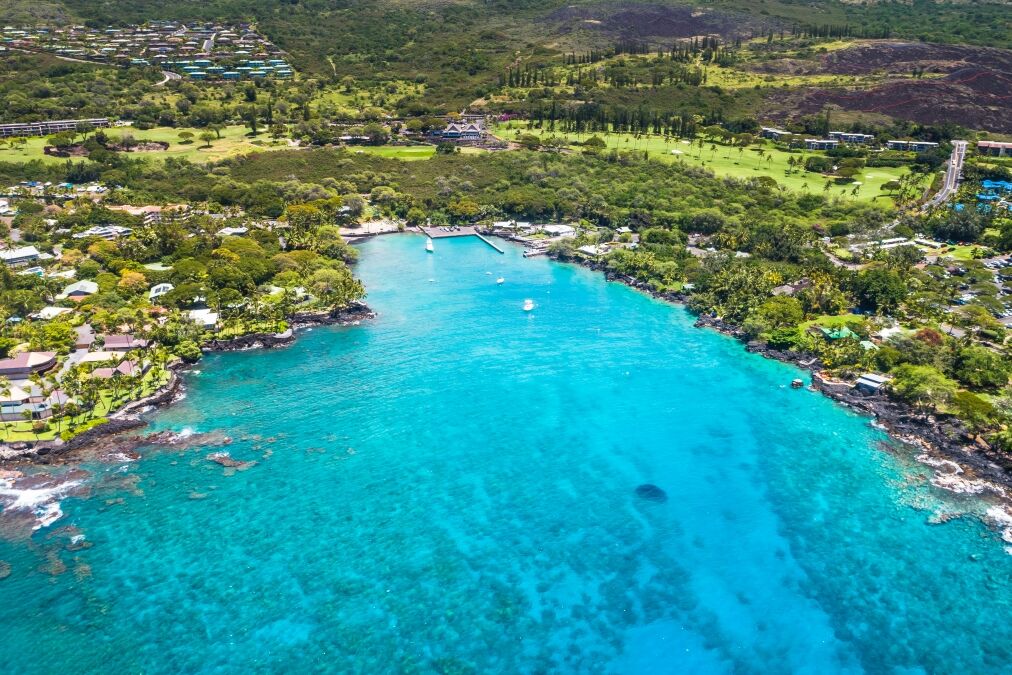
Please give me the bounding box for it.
[21,409,38,441]
[0,376,12,440]
[51,402,65,434]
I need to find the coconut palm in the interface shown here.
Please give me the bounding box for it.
[0,376,12,440]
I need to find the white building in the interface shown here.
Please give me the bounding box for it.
[148,283,174,300]
[0,246,41,267]
[217,226,249,237]
[188,308,219,330]
[541,224,576,238]
[72,225,132,240]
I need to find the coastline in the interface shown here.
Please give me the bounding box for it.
[0,302,375,467]
[555,251,1012,543]
[3,236,1011,544]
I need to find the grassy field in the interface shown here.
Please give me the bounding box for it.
[0,125,294,165]
[494,123,922,202]
[347,145,437,161]
[800,313,867,331]
[0,368,169,442]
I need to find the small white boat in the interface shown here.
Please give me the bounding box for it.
[523,299,534,312]
[496,277,505,285]
[425,238,434,253]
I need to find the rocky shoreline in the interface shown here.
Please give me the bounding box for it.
[557,252,1012,543]
[202,302,375,353]
[0,302,375,467]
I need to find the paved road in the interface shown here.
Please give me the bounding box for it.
[924,140,967,209]
[156,70,181,86]
[202,31,218,55]
[824,250,866,271]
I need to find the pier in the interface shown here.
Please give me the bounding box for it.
[420,226,505,254]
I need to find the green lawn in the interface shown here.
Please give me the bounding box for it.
[933,244,989,261]
[800,314,867,331]
[347,145,436,161]
[0,368,170,442]
[494,124,922,202]
[0,125,294,165]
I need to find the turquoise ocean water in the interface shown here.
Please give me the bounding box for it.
[1,234,1011,673]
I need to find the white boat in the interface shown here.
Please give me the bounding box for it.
[523,299,534,312]
[496,277,505,284]
[425,238,434,253]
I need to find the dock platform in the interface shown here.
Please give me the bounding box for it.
[420,226,504,254]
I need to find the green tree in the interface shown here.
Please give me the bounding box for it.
[308,267,365,308]
[951,391,996,432]
[176,340,202,364]
[854,267,907,313]
[742,296,804,339]
[889,364,957,410]
[952,345,1009,392]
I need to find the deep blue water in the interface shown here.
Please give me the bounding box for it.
[1,234,1011,674]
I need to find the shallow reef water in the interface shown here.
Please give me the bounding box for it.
[0,234,1010,673]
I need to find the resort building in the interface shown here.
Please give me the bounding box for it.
[0,246,41,268]
[805,139,840,151]
[760,127,790,141]
[74,324,96,350]
[540,224,576,238]
[91,360,147,379]
[829,131,875,144]
[107,204,188,224]
[148,283,174,301]
[188,308,219,330]
[100,334,149,351]
[0,351,57,378]
[57,280,99,301]
[978,141,1012,157]
[32,306,72,320]
[78,351,124,365]
[441,121,485,141]
[72,225,133,240]
[0,118,110,139]
[0,384,67,422]
[217,226,249,237]
[887,140,940,152]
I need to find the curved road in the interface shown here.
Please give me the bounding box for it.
[156,70,181,86]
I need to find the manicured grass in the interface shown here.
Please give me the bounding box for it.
[0,368,170,442]
[800,314,867,331]
[935,244,988,262]
[0,125,294,165]
[494,124,922,202]
[348,145,436,160]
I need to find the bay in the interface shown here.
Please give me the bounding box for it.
[1,234,1010,673]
